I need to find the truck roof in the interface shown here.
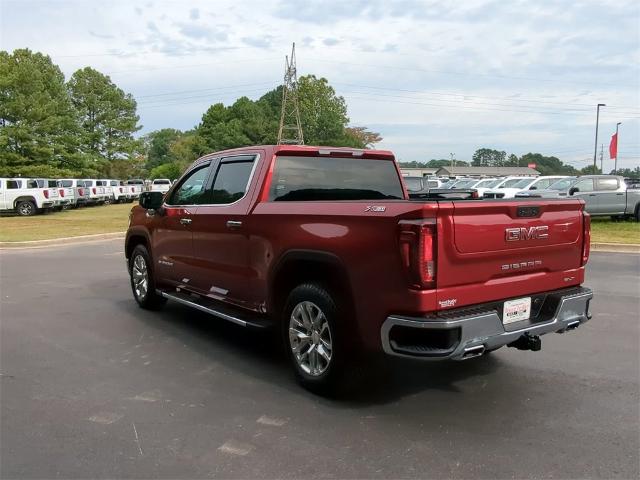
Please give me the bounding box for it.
[197,144,396,162]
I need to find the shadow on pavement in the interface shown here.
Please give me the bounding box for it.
[117,298,502,407]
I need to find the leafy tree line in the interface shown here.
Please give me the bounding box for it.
[399,149,614,176]
[1,49,142,178]
[144,75,382,179]
[0,48,382,180]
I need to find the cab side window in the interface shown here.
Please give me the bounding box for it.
[209,157,255,204]
[596,178,618,191]
[573,179,594,192]
[167,163,211,206]
[7,180,20,189]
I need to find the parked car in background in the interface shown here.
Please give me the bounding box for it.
[150,179,172,194]
[96,180,114,204]
[125,179,145,200]
[53,180,75,209]
[470,178,502,197]
[109,179,130,203]
[483,177,533,198]
[81,179,107,204]
[517,175,640,220]
[0,178,56,215]
[403,177,442,193]
[58,179,90,207]
[33,179,66,210]
[492,176,569,199]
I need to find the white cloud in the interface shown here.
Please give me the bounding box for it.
[1,0,638,168]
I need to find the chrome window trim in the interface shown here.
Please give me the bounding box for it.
[164,153,260,208]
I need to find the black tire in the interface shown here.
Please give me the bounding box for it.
[282,283,353,395]
[635,205,640,222]
[128,244,166,310]
[16,200,36,216]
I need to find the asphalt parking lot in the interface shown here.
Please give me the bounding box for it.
[1,241,638,479]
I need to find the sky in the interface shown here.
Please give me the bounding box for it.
[1,0,639,170]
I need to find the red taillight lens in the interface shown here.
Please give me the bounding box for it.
[131,187,135,192]
[399,220,437,289]
[119,187,123,193]
[92,187,96,194]
[43,190,49,199]
[582,212,591,266]
[59,189,64,197]
[78,188,84,196]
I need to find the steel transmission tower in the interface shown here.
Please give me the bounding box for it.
[277,43,304,145]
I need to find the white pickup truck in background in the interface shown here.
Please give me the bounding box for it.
[58,179,90,207]
[81,179,107,204]
[125,179,145,200]
[0,178,57,215]
[108,179,131,203]
[149,178,172,194]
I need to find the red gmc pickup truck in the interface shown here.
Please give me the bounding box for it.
[125,145,593,393]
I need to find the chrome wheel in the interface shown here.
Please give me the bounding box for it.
[131,254,149,300]
[18,202,34,216]
[289,301,332,377]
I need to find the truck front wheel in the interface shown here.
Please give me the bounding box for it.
[283,283,350,394]
[128,244,166,310]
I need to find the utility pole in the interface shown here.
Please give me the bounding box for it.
[450,153,455,168]
[599,144,604,173]
[593,103,606,171]
[277,43,304,145]
[614,122,621,175]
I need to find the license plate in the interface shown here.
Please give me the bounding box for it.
[503,297,531,325]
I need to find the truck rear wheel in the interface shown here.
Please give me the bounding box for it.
[129,244,166,310]
[16,200,36,216]
[283,283,353,395]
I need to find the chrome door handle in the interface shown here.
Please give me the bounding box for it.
[226,220,243,229]
[180,218,192,225]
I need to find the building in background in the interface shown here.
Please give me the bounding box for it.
[434,166,540,177]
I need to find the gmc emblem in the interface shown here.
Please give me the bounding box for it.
[505,225,549,242]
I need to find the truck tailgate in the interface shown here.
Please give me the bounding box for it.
[436,199,586,309]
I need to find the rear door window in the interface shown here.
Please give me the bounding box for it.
[596,178,618,191]
[209,157,255,204]
[269,156,404,201]
[7,180,21,189]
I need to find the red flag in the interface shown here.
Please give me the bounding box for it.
[609,133,618,159]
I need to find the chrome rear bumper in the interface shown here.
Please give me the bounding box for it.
[381,287,593,360]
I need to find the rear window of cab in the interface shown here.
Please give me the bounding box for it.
[269,156,404,201]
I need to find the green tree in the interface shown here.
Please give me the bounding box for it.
[143,128,183,169]
[67,67,141,173]
[0,49,83,177]
[611,166,640,176]
[150,162,183,180]
[472,148,506,166]
[520,153,578,175]
[580,165,601,175]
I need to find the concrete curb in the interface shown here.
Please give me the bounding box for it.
[591,242,640,254]
[0,232,125,249]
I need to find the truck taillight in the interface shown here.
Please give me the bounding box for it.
[78,188,84,196]
[582,211,591,266]
[119,187,123,193]
[92,187,96,194]
[59,189,64,197]
[43,190,49,199]
[399,220,437,289]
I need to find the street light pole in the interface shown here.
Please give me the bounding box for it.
[593,103,606,172]
[614,122,621,175]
